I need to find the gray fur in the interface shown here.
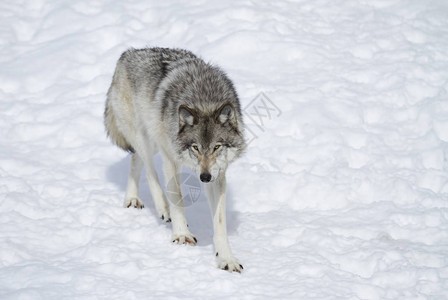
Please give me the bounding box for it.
[104,47,246,272]
[105,47,245,163]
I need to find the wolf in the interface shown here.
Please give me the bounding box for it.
[104,47,246,272]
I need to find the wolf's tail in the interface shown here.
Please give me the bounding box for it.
[104,99,135,153]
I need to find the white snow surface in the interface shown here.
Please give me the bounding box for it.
[1,0,448,299]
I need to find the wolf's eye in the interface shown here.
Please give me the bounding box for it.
[192,145,199,151]
[214,144,221,151]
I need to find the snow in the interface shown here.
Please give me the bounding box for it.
[1,0,448,299]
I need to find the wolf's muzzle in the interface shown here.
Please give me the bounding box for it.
[200,172,212,183]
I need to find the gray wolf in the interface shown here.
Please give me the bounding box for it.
[104,47,246,272]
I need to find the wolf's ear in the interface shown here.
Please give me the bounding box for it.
[179,105,196,126]
[217,103,236,125]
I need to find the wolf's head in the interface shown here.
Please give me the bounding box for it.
[177,102,246,183]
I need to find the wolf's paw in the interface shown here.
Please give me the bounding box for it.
[124,197,144,209]
[157,207,171,223]
[160,212,171,223]
[216,254,243,273]
[172,233,197,246]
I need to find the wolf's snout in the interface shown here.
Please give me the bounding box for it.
[200,173,212,183]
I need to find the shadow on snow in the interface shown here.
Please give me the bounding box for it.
[105,152,240,246]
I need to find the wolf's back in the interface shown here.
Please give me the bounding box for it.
[104,48,199,153]
[118,48,198,90]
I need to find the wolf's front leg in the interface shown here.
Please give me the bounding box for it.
[205,175,243,272]
[162,155,197,245]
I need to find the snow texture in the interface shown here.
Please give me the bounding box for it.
[1,0,448,299]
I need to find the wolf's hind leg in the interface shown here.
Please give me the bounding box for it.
[144,150,171,222]
[124,153,145,209]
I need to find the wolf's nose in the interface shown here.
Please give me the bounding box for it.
[200,173,212,183]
